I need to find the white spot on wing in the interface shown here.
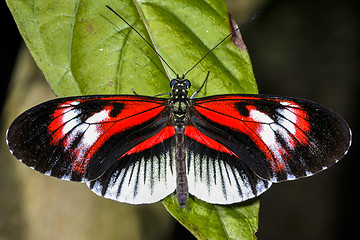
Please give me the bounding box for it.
[60,108,82,136]
[62,108,80,122]
[279,101,297,107]
[277,108,297,136]
[85,109,110,124]
[81,124,101,147]
[250,109,273,124]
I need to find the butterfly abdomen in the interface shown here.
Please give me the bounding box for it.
[175,130,189,208]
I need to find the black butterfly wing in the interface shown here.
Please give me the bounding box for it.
[184,94,351,204]
[7,95,177,204]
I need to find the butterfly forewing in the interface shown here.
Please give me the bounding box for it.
[189,94,351,183]
[7,95,171,186]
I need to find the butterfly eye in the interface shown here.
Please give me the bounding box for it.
[184,79,191,88]
[170,79,177,88]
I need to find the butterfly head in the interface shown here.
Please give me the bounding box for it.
[170,74,191,99]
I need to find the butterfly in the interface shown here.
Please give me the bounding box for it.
[6,6,351,208]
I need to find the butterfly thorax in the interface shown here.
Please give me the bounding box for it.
[169,75,191,127]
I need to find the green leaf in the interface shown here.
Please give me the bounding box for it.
[163,195,260,239]
[7,0,259,239]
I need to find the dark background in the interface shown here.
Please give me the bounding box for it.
[0,2,21,111]
[1,0,358,239]
[238,0,358,239]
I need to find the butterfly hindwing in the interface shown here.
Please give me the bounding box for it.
[88,126,177,204]
[190,94,351,183]
[185,126,271,204]
[7,95,171,186]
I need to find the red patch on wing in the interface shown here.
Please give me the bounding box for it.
[123,126,175,156]
[185,126,235,156]
[193,101,273,157]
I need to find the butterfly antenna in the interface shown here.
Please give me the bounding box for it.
[106,5,178,77]
[183,12,261,78]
